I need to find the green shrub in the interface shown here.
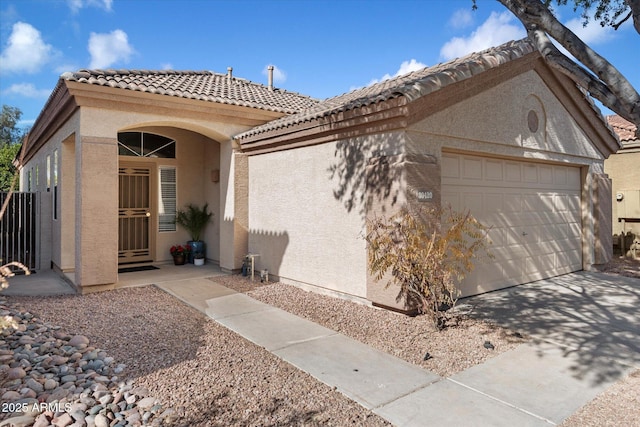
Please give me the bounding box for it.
[175,203,213,242]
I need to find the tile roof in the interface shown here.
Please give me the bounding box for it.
[235,38,537,140]
[60,69,319,114]
[606,115,638,142]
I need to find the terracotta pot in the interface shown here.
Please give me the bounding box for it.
[173,254,185,265]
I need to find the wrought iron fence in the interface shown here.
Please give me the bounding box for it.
[0,192,37,272]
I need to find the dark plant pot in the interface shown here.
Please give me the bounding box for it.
[188,241,206,264]
[173,254,185,265]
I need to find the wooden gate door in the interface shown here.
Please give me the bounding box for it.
[118,165,152,264]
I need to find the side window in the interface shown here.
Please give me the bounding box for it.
[53,149,58,220]
[46,155,51,191]
[158,167,177,232]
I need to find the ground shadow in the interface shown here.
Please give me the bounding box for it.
[462,271,640,386]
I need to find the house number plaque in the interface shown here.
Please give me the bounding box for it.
[416,189,433,202]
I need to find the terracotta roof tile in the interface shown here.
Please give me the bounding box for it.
[60,69,319,114]
[235,39,537,140]
[606,115,638,142]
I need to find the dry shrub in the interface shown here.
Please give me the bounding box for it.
[366,205,492,329]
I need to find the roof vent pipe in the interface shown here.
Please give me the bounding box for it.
[267,65,274,91]
[227,67,233,85]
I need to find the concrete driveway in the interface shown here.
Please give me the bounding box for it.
[463,271,640,383]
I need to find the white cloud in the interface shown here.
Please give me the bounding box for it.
[440,11,525,61]
[449,8,474,29]
[367,58,427,86]
[3,83,51,98]
[88,29,134,69]
[161,63,174,70]
[67,0,113,13]
[0,22,53,74]
[565,17,615,45]
[262,64,286,83]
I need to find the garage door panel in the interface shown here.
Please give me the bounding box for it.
[486,227,506,248]
[441,191,460,210]
[485,159,504,181]
[462,157,483,180]
[568,222,581,239]
[462,193,483,212]
[502,259,524,283]
[526,252,556,274]
[441,154,460,178]
[443,153,582,297]
[557,249,582,269]
[504,194,522,212]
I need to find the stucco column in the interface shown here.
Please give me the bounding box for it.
[74,136,118,290]
[219,140,248,272]
[593,172,613,264]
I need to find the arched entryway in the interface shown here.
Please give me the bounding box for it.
[117,126,222,267]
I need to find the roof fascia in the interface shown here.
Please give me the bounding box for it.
[405,53,539,124]
[239,97,409,155]
[65,81,285,126]
[21,81,77,165]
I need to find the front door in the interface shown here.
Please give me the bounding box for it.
[118,164,153,264]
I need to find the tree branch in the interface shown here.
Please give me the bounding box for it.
[628,0,640,34]
[613,10,632,29]
[499,0,640,138]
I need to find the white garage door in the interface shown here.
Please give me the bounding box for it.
[442,153,582,297]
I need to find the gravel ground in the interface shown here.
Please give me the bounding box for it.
[4,256,639,426]
[216,276,526,377]
[6,288,388,426]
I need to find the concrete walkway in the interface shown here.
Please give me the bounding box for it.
[5,268,639,426]
[157,271,640,427]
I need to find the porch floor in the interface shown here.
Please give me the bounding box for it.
[3,263,227,296]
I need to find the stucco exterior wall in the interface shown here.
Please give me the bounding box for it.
[408,69,610,270]
[20,111,81,272]
[408,71,602,163]
[605,147,640,257]
[247,132,405,299]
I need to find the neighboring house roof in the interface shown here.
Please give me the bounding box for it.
[60,69,319,114]
[607,115,639,144]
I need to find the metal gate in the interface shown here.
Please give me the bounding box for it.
[0,192,37,272]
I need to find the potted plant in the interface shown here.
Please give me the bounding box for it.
[194,253,205,266]
[175,203,213,263]
[170,244,191,265]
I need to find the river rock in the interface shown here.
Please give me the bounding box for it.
[68,335,89,348]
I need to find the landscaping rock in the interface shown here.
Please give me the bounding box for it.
[0,298,173,427]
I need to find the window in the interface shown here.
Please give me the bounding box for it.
[158,167,177,232]
[27,169,32,192]
[35,165,39,187]
[53,149,58,220]
[53,150,58,186]
[46,155,51,190]
[118,132,176,158]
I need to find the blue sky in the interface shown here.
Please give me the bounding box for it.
[0,0,638,129]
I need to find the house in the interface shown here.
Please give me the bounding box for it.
[18,67,318,291]
[19,38,618,310]
[605,115,640,258]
